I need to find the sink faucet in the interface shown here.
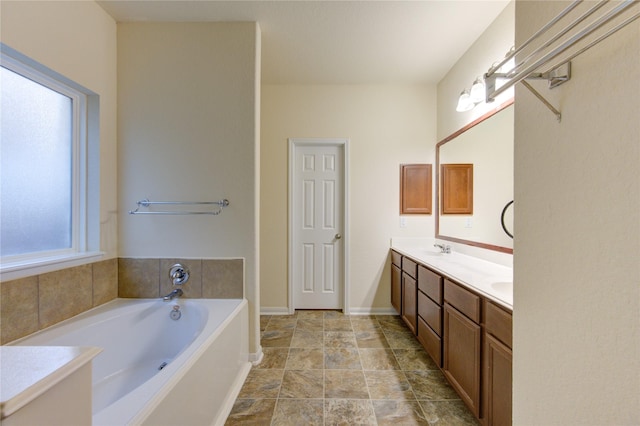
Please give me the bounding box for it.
[434,243,451,254]
[163,288,183,301]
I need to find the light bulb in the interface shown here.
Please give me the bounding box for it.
[456,90,474,112]
[469,77,485,103]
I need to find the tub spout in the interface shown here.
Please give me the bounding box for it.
[163,288,183,301]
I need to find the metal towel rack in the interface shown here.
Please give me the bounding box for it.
[129,198,230,215]
[484,0,639,121]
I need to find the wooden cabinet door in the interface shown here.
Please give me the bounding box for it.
[484,333,512,426]
[391,263,401,314]
[402,273,417,334]
[443,303,481,417]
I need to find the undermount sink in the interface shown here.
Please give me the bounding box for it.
[491,281,513,295]
[420,250,444,257]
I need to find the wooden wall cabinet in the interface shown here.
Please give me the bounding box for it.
[400,164,432,214]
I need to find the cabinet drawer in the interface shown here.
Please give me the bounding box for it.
[418,265,443,303]
[484,300,513,349]
[444,279,480,323]
[418,290,441,335]
[391,250,402,267]
[417,316,442,367]
[402,257,417,278]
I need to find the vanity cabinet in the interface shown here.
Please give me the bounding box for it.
[417,265,444,366]
[443,279,482,418]
[401,257,418,334]
[483,301,513,426]
[391,251,402,314]
[389,249,512,426]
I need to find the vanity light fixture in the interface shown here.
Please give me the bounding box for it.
[455,89,474,112]
[469,77,485,103]
[455,76,485,112]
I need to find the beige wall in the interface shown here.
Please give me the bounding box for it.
[436,0,514,266]
[117,23,261,353]
[0,0,118,259]
[437,1,515,140]
[513,1,640,424]
[261,85,436,312]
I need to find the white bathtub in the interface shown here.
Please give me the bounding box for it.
[12,298,250,425]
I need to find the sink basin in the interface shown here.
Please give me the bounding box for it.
[491,281,513,296]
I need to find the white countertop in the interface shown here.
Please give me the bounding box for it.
[0,346,102,419]
[391,238,513,310]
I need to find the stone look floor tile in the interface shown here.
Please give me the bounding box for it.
[266,317,297,330]
[256,348,289,369]
[237,369,283,398]
[261,329,294,347]
[393,348,439,371]
[296,318,324,331]
[323,310,347,319]
[351,318,381,331]
[272,399,324,425]
[280,370,324,398]
[325,347,363,370]
[383,330,424,349]
[291,329,323,348]
[372,400,429,425]
[419,400,480,425]
[296,310,325,319]
[259,315,271,331]
[226,311,477,425]
[355,330,390,348]
[324,370,369,399]
[325,399,377,425]
[359,348,401,371]
[324,318,353,331]
[405,370,460,400]
[365,370,414,400]
[224,398,277,425]
[286,348,324,370]
[324,331,357,348]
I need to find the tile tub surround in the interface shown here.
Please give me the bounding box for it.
[0,257,243,345]
[0,258,118,344]
[118,258,243,299]
[225,311,478,425]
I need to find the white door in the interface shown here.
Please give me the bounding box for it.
[289,139,347,310]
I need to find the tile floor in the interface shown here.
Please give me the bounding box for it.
[225,310,479,425]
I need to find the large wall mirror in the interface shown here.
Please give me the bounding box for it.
[436,100,514,254]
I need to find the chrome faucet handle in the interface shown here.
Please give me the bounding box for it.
[169,264,190,286]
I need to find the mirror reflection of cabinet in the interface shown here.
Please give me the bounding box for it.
[400,164,432,215]
[441,164,473,214]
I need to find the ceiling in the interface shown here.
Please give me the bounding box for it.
[98,0,510,85]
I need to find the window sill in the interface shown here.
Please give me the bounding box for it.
[0,252,105,282]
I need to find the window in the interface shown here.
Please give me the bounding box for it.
[1,46,100,275]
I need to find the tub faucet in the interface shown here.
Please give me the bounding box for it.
[434,243,451,254]
[163,288,183,301]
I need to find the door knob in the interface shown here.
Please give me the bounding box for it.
[335,233,342,240]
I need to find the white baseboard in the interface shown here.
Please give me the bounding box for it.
[260,306,398,316]
[249,347,264,365]
[348,307,398,315]
[260,307,291,315]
